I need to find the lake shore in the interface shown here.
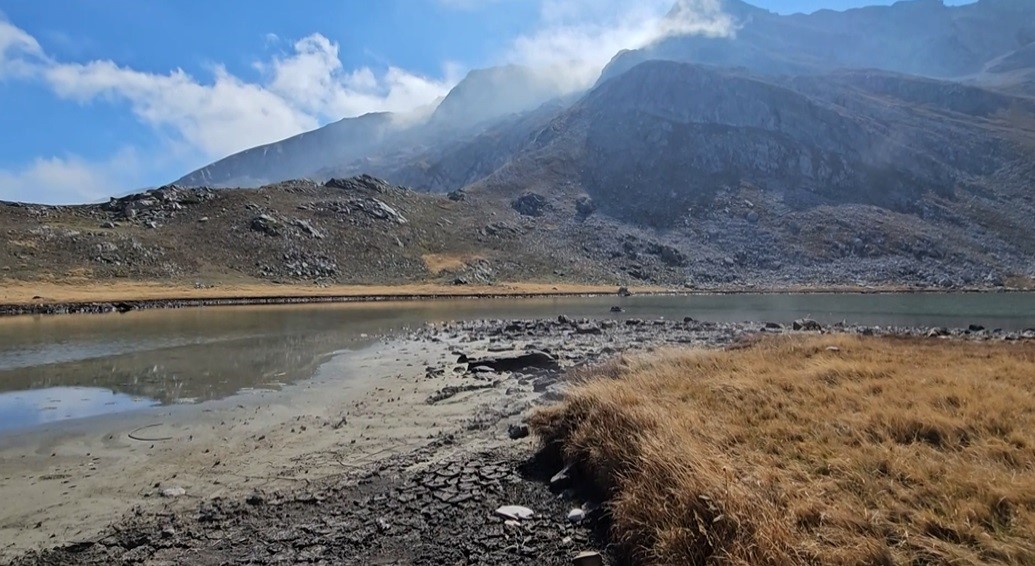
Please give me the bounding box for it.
[4,315,1032,564]
[0,279,1027,318]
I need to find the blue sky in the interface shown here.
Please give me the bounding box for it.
[0,0,974,204]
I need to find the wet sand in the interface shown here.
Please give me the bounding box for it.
[0,334,534,560]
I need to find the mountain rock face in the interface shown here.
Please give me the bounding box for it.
[151,0,1035,289]
[602,0,1035,82]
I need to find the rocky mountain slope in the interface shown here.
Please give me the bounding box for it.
[602,0,1035,82]
[175,65,574,189]
[8,1,1034,290]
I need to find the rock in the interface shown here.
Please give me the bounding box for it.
[468,351,559,372]
[324,175,389,193]
[250,214,280,236]
[573,551,604,566]
[764,322,783,329]
[371,199,408,224]
[550,463,574,489]
[245,491,265,506]
[447,189,466,202]
[495,505,535,521]
[161,487,186,498]
[610,306,624,313]
[746,211,759,223]
[292,219,324,239]
[512,193,548,217]
[927,327,950,337]
[508,424,530,440]
[968,324,986,332]
[617,286,632,297]
[793,318,822,332]
[100,221,116,229]
[575,323,603,335]
[558,314,574,325]
[567,509,586,523]
[575,195,597,217]
[453,277,469,286]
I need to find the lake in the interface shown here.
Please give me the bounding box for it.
[0,293,1032,432]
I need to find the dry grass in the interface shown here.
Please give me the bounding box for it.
[421,253,486,274]
[530,335,1035,565]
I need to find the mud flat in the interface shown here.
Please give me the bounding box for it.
[2,316,1032,564]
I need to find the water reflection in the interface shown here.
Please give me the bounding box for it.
[0,293,1031,431]
[0,387,158,431]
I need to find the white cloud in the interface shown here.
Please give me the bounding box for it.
[0,1,736,203]
[0,19,460,203]
[0,148,143,204]
[0,18,45,78]
[507,0,735,91]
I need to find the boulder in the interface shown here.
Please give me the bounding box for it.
[512,193,548,217]
[793,318,822,331]
[468,351,559,373]
[250,215,280,236]
[575,195,597,217]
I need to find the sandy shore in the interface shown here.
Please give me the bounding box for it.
[0,333,538,560]
[0,280,659,306]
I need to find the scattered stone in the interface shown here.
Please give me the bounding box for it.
[793,318,822,332]
[250,214,280,236]
[575,195,596,218]
[507,424,530,440]
[160,487,186,498]
[495,505,535,521]
[512,193,548,217]
[573,551,604,566]
[468,351,559,373]
[550,464,574,489]
[567,509,586,523]
[927,327,950,337]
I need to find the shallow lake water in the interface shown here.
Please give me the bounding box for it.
[0,293,1032,432]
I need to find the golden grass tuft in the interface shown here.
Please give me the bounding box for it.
[529,335,1035,565]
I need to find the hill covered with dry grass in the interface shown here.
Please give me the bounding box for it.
[531,335,1035,564]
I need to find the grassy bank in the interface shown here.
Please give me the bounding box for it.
[530,335,1035,564]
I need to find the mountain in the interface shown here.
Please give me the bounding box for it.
[147,0,1035,289]
[175,112,397,188]
[175,65,574,189]
[601,0,1035,82]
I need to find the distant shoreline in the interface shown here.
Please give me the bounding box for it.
[0,280,1028,318]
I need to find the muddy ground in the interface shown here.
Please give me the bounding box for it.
[4,315,1031,565]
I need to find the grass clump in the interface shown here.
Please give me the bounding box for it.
[529,335,1035,565]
